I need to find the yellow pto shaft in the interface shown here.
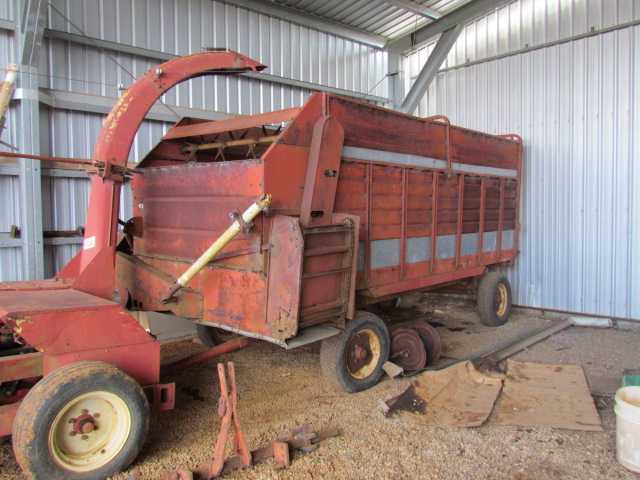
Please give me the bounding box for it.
[161,194,272,302]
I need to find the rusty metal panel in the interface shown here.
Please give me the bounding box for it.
[300,222,355,327]
[0,352,42,383]
[133,160,264,260]
[203,269,269,338]
[116,252,203,319]
[266,215,303,340]
[300,116,344,226]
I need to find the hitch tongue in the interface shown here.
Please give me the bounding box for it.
[161,194,272,303]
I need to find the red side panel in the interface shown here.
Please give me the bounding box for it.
[132,160,264,260]
[202,269,268,338]
[266,215,304,340]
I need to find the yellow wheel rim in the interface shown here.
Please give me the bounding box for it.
[346,328,382,380]
[48,391,131,473]
[496,283,508,317]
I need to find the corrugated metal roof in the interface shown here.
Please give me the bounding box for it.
[270,0,473,39]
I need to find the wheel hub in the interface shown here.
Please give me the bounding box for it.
[346,333,373,372]
[390,327,427,372]
[49,391,132,472]
[344,328,382,380]
[71,413,98,435]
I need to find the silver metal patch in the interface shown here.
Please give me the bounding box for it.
[406,236,431,263]
[371,239,401,269]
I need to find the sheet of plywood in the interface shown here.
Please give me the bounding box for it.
[409,361,503,427]
[491,360,602,431]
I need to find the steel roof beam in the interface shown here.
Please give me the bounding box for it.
[399,24,461,114]
[389,0,514,52]
[383,0,442,20]
[218,0,386,49]
[43,29,389,104]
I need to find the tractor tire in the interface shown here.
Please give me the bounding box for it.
[320,311,390,393]
[477,272,512,327]
[12,361,150,480]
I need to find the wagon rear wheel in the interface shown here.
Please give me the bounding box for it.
[477,272,512,326]
[320,311,390,393]
[12,361,149,480]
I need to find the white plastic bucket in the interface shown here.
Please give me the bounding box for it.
[615,386,640,473]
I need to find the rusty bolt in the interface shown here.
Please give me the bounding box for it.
[81,435,89,440]
[69,431,77,437]
[101,449,106,454]
[80,422,94,434]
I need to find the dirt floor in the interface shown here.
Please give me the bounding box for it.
[1,294,638,479]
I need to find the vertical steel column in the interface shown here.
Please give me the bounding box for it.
[15,0,47,279]
[387,50,405,110]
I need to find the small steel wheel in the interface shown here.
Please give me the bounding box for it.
[477,272,512,326]
[320,311,390,393]
[12,361,149,480]
[408,320,442,365]
[390,327,427,372]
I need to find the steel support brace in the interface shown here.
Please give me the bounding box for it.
[399,24,462,115]
[389,0,513,52]
[384,0,442,20]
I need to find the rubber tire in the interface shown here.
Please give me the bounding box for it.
[320,311,390,393]
[477,272,512,327]
[196,324,221,347]
[12,361,150,480]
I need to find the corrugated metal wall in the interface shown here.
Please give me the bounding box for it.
[404,0,640,320]
[0,0,389,279]
[0,1,20,280]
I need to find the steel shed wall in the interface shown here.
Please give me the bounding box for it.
[0,22,22,280]
[0,0,389,279]
[404,0,640,320]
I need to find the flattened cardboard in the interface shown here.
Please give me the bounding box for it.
[491,360,602,431]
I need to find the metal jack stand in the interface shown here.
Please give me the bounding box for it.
[206,362,251,479]
[164,362,341,480]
